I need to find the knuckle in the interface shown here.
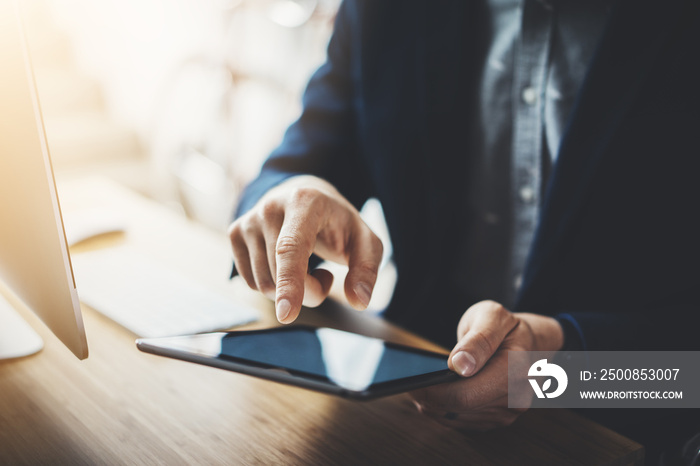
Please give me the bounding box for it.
[492,302,508,316]
[289,186,323,210]
[276,235,304,257]
[354,261,379,280]
[482,300,503,313]
[228,221,242,241]
[289,187,328,217]
[231,215,258,239]
[260,199,281,223]
[241,219,258,237]
[274,275,298,292]
[457,311,471,336]
[482,300,512,321]
[471,330,498,357]
[289,186,320,203]
[464,300,494,321]
[495,305,513,323]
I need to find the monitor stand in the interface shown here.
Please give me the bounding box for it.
[0,293,43,360]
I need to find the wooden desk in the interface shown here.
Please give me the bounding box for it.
[0,177,643,465]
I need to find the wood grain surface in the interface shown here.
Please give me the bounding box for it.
[0,177,644,465]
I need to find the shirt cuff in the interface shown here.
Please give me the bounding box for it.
[554,313,586,352]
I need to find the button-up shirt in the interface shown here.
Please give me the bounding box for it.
[459,0,614,308]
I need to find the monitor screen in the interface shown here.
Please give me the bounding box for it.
[0,0,88,360]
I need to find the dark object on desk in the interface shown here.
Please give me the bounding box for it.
[137,325,459,400]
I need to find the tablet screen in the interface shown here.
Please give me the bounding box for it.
[220,326,449,390]
[137,326,456,398]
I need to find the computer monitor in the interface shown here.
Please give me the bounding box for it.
[0,0,88,360]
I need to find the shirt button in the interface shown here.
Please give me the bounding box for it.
[519,186,535,203]
[514,274,523,291]
[522,87,537,105]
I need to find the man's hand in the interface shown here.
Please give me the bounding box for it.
[410,300,564,431]
[228,176,383,323]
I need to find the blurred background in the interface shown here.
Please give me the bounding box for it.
[21,0,396,310]
[23,0,340,230]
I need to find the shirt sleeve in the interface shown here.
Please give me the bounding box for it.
[552,282,699,351]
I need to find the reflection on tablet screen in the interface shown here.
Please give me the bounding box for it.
[161,327,450,392]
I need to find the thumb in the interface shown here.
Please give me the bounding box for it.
[343,223,383,310]
[448,301,518,377]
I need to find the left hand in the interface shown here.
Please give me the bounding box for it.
[410,300,564,431]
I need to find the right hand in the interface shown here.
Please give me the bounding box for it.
[228,175,383,324]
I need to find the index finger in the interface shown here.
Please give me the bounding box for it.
[273,205,323,323]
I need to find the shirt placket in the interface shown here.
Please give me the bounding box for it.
[509,0,553,303]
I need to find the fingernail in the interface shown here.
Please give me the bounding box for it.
[276,299,292,322]
[452,351,476,377]
[353,282,371,308]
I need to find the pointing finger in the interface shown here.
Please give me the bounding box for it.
[274,194,325,323]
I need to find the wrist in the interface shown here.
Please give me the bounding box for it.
[518,313,565,352]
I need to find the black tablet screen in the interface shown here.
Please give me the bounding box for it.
[217,327,449,391]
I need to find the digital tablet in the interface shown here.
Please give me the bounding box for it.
[136,325,459,400]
